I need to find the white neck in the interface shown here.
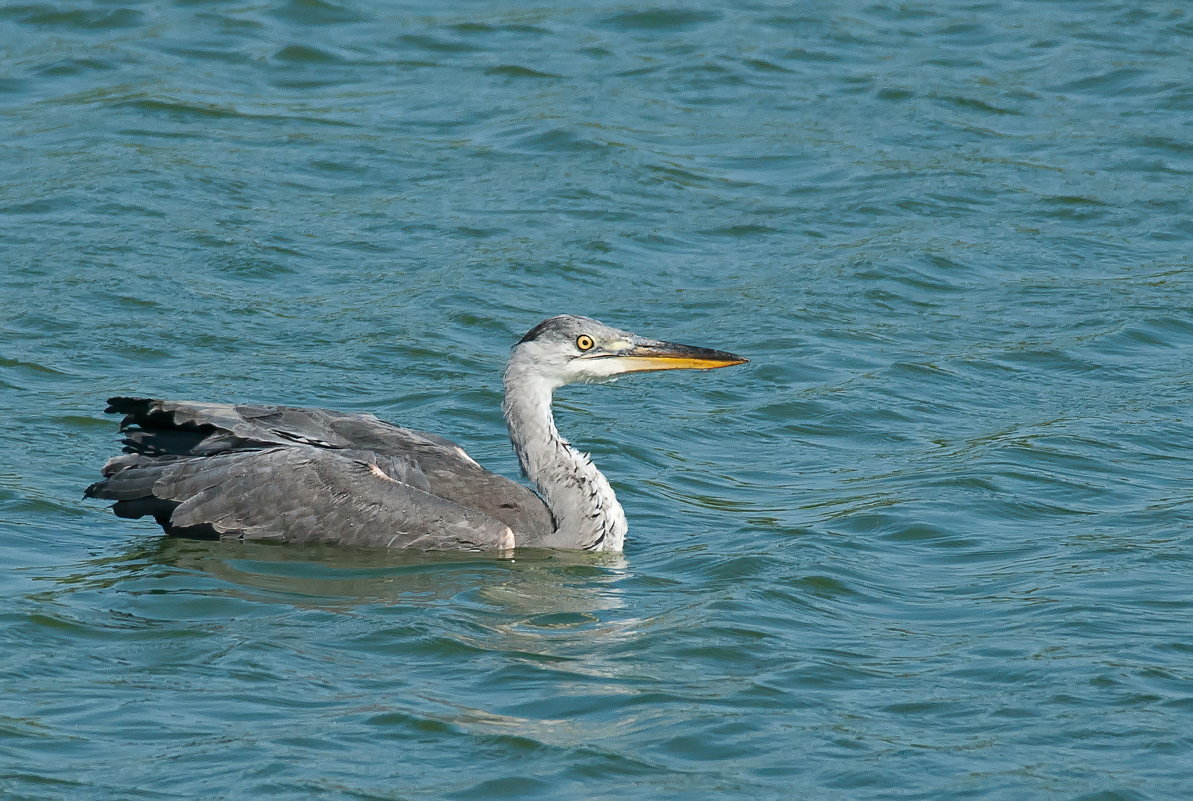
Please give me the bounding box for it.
[502,360,627,552]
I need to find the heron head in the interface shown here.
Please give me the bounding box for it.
[510,314,747,389]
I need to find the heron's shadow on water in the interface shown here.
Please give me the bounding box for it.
[53,533,632,623]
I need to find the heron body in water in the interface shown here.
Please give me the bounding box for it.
[86,315,747,552]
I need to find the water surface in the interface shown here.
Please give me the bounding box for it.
[2,1,1192,799]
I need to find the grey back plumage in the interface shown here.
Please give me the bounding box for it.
[87,397,553,550]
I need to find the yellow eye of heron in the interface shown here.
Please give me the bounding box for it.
[576,334,595,351]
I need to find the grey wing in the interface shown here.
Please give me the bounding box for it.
[87,447,517,550]
[105,396,462,458]
[105,397,553,537]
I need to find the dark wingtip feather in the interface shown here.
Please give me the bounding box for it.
[105,396,155,414]
[111,497,177,522]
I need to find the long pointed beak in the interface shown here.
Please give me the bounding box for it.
[595,338,748,374]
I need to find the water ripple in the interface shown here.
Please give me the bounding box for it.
[3,0,1193,799]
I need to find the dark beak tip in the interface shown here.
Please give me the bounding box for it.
[720,351,748,365]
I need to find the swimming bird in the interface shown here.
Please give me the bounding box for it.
[86,315,747,552]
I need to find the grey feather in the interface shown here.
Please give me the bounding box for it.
[87,396,550,549]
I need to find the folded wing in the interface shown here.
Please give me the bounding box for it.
[88,446,516,549]
[86,396,553,548]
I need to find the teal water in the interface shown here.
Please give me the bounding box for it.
[3,1,1193,798]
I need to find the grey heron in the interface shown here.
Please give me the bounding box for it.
[86,315,747,552]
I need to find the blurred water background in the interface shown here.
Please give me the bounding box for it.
[2,1,1192,799]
